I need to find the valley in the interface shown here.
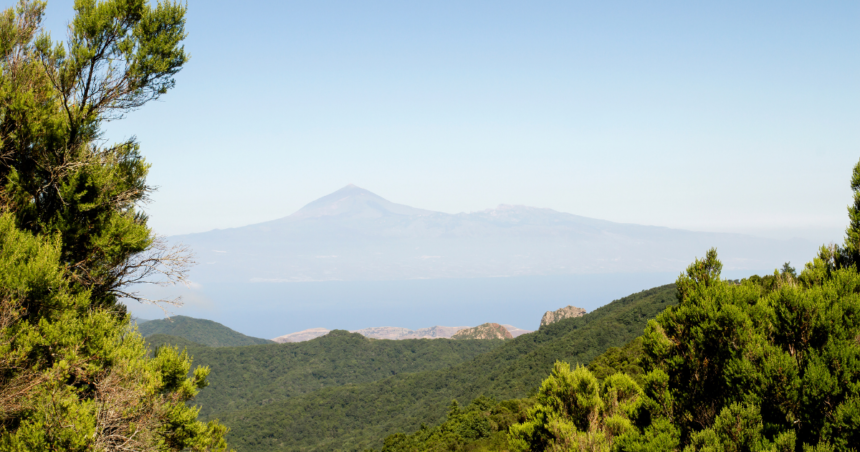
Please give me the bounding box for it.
[142,284,676,451]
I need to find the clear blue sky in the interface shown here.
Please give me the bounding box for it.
[40,0,859,243]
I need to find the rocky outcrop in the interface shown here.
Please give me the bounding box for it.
[274,324,528,342]
[540,306,586,328]
[272,328,330,343]
[400,326,469,339]
[350,327,412,340]
[352,326,469,339]
[452,323,513,340]
[501,324,533,338]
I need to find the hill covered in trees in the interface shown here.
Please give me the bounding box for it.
[146,330,506,419]
[205,284,676,451]
[138,315,272,347]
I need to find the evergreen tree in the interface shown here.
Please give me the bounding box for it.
[505,162,860,450]
[0,213,228,450]
[0,1,229,449]
[0,0,192,315]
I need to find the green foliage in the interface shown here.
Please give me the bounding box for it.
[588,336,646,386]
[380,396,534,452]
[138,316,273,347]
[0,2,228,449]
[0,0,189,312]
[150,330,506,420]
[145,333,207,349]
[0,213,227,450]
[508,363,643,452]
[213,284,676,451]
[837,159,860,268]
[503,247,860,451]
[639,248,860,449]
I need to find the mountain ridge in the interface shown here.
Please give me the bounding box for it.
[137,316,272,347]
[169,185,818,284]
[272,324,533,342]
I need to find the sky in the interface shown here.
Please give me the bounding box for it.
[38,0,859,244]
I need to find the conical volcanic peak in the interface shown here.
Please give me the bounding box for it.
[289,185,435,220]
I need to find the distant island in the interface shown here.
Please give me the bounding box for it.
[171,184,816,284]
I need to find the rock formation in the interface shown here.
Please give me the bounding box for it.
[452,323,513,340]
[272,328,330,343]
[540,306,586,328]
[349,327,412,340]
[399,326,470,339]
[352,326,469,339]
[273,324,529,342]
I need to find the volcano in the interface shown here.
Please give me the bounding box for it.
[171,185,818,283]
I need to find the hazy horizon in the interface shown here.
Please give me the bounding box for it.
[39,1,859,245]
[125,184,825,338]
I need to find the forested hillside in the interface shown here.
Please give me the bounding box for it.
[138,315,273,347]
[214,284,676,451]
[375,338,647,452]
[149,330,506,418]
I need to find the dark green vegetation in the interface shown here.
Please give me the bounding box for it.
[454,166,860,451]
[381,397,534,452]
[146,330,505,419]
[207,284,676,451]
[138,315,273,347]
[504,249,860,451]
[145,334,208,350]
[0,1,228,449]
[377,334,653,452]
[587,336,646,386]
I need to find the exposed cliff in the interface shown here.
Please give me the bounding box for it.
[540,305,586,328]
[272,328,330,343]
[273,324,526,342]
[452,323,513,340]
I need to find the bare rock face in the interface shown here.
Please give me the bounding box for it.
[540,306,586,328]
[272,328,330,343]
[273,324,525,342]
[350,327,412,340]
[352,326,469,339]
[399,326,469,339]
[452,323,513,340]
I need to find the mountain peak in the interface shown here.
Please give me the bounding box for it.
[288,185,434,220]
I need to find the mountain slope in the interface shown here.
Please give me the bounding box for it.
[452,323,513,340]
[152,331,505,419]
[215,284,678,451]
[172,185,816,284]
[137,316,272,347]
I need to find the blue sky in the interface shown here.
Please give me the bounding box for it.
[40,1,859,243]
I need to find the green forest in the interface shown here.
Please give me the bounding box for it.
[0,1,858,451]
[139,316,274,347]
[145,331,506,419]
[189,285,677,451]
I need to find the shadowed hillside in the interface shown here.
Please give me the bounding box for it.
[138,316,273,347]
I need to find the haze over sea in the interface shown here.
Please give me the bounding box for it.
[136,272,770,340]
[37,1,854,339]
[130,185,820,338]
